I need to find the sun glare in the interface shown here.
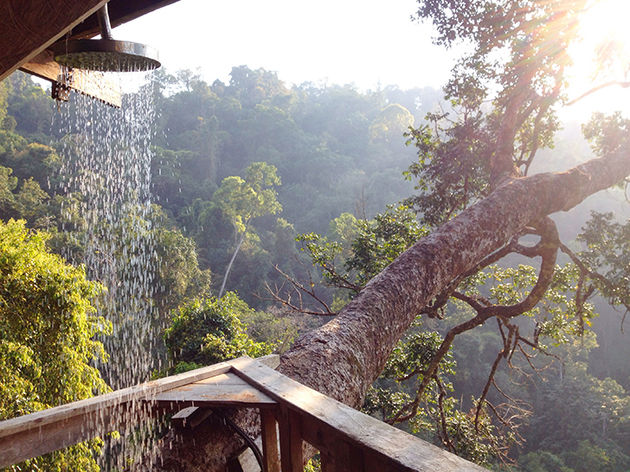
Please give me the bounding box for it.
[566,0,630,109]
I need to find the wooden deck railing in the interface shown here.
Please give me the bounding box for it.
[0,356,487,471]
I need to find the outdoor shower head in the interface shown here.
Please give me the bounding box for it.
[52,40,160,72]
[52,4,160,72]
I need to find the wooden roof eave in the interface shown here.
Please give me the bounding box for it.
[0,0,179,107]
[0,0,108,82]
[0,0,178,82]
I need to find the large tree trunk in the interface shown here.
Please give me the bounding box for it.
[157,150,630,470]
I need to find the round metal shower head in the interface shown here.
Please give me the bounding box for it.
[52,39,161,72]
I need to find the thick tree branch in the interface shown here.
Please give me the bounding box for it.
[279,150,630,407]
[159,150,630,470]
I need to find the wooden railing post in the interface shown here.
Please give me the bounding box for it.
[261,409,281,472]
[277,407,303,472]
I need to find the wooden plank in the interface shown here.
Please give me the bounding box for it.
[19,51,122,107]
[0,0,109,81]
[0,400,169,469]
[301,415,364,472]
[0,359,235,467]
[257,354,281,370]
[230,357,488,472]
[261,409,281,472]
[154,372,277,408]
[171,406,213,430]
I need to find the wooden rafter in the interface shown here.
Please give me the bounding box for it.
[69,0,181,40]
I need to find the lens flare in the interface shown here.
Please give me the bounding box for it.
[567,0,630,104]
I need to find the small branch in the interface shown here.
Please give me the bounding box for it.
[262,265,337,316]
[475,351,504,433]
[560,242,630,329]
[451,291,487,312]
[434,376,456,453]
[474,322,516,432]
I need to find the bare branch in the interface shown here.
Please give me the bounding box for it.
[262,265,337,316]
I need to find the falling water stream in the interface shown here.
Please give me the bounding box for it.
[53,78,164,469]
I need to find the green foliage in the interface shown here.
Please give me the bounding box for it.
[149,66,420,236]
[525,356,630,456]
[213,161,282,233]
[404,115,491,226]
[0,165,17,216]
[563,439,630,472]
[5,72,53,138]
[364,327,508,466]
[517,450,574,472]
[0,81,9,128]
[346,204,428,284]
[576,211,630,310]
[369,103,415,144]
[476,263,596,345]
[298,205,426,297]
[212,161,284,297]
[163,292,273,372]
[364,329,454,421]
[239,309,299,354]
[0,219,110,470]
[582,112,630,157]
[13,178,49,225]
[152,208,212,315]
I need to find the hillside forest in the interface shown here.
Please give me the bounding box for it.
[2,22,630,470]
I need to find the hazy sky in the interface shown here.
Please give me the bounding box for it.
[110,0,630,118]
[115,0,456,91]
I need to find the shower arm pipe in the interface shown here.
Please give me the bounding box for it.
[96,4,114,40]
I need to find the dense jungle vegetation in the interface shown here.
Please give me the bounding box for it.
[1,59,630,471]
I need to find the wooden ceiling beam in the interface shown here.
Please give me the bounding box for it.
[69,0,181,39]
